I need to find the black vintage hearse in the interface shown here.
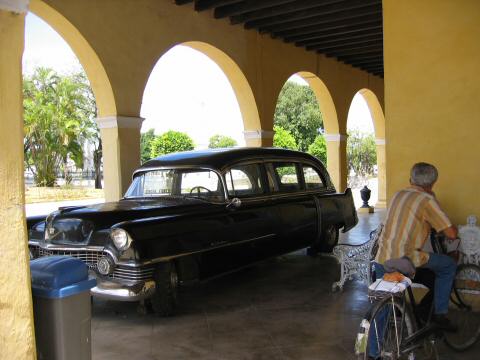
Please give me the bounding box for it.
[28,148,357,315]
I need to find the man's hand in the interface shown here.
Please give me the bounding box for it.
[443,225,458,240]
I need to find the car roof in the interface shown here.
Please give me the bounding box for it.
[137,147,324,172]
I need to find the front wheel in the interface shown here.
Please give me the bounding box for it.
[444,263,480,350]
[150,261,178,317]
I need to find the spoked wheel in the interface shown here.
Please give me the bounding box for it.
[356,296,438,360]
[150,261,179,317]
[444,263,480,350]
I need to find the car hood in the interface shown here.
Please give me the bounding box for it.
[37,197,215,245]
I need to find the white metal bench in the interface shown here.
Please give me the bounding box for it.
[331,224,383,291]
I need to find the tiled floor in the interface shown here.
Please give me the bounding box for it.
[91,211,479,359]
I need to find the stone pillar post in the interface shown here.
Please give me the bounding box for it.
[375,138,387,208]
[325,133,348,192]
[243,129,274,147]
[96,116,144,201]
[0,1,36,359]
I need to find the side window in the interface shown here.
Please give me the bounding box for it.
[269,162,300,192]
[225,164,264,198]
[303,165,325,190]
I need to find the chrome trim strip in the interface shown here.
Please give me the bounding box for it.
[139,233,276,265]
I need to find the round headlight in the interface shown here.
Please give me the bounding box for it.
[110,228,131,251]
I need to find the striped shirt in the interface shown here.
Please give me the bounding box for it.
[375,186,452,267]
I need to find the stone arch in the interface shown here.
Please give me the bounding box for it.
[296,71,339,135]
[142,41,261,146]
[30,0,116,117]
[352,88,387,207]
[275,71,344,190]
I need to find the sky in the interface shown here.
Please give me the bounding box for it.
[23,12,374,149]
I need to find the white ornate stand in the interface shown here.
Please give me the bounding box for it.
[331,225,383,292]
[458,215,480,266]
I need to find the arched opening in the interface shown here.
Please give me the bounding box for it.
[140,42,260,162]
[273,71,343,190]
[22,3,116,205]
[30,0,115,117]
[346,89,386,208]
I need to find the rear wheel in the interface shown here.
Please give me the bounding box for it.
[151,261,178,317]
[357,296,437,360]
[319,224,339,253]
[444,263,480,350]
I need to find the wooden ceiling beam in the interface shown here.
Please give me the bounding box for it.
[326,45,382,57]
[285,25,382,43]
[306,38,381,52]
[175,0,194,5]
[260,6,382,34]
[214,0,296,19]
[273,17,381,38]
[194,0,242,12]
[296,32,382,47]
[239,0,378,27]
[231,0,347,25]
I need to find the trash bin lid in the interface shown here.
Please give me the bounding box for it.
[31,256,97,299]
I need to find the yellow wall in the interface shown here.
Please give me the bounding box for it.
[384,0,480,224]
[0,10,36,359]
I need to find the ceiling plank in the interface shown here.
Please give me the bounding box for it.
[273,17,381,38]
[231,0,348,25]
[194,0,242,12]
[214,0,296,19]
[175,0,194,5]
[240,0,379,27]
[285,25,382,43]
[326,46,382,58]
[260,6,382,34]
[296,32,382,47]
[306,38,381,52]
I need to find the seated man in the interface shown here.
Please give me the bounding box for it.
[375,162,458,330]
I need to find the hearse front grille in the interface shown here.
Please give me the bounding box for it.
[31,245,154,282]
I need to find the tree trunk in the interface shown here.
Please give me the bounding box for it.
[94,139,102,189]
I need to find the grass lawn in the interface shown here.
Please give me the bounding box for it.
[25,186,104,204]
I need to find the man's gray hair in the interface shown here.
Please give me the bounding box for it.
[410,162,438,187]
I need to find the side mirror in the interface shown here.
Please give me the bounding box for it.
[226,197,242,210]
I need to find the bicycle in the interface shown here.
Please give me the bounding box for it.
[355,232,480,359]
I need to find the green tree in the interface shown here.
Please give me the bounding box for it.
[347,130,377,178]
[23,68,97,187]
[274,81,323,151]
[150,130,194,157]
[273,125,298,150]
[308,134,327,164]
[208,134,237,148]
[141,128,157,163]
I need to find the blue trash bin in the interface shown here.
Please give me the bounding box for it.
[31,256,96,360]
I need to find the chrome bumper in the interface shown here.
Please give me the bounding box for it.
[91,278,156,301]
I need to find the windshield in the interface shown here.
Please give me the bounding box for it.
[124,168,224,202]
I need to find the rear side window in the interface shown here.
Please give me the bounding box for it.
[303,165,325,190]
[268,162,301,193]
[225,164,264,198]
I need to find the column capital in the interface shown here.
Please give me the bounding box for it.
[375,138,386,145]
[95,116,144,130]
[324,133,347,142]
[243,129,274,140]
[0,0,29,13]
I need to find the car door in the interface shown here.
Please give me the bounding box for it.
[264,161,318,254]
[199,162,278,277]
